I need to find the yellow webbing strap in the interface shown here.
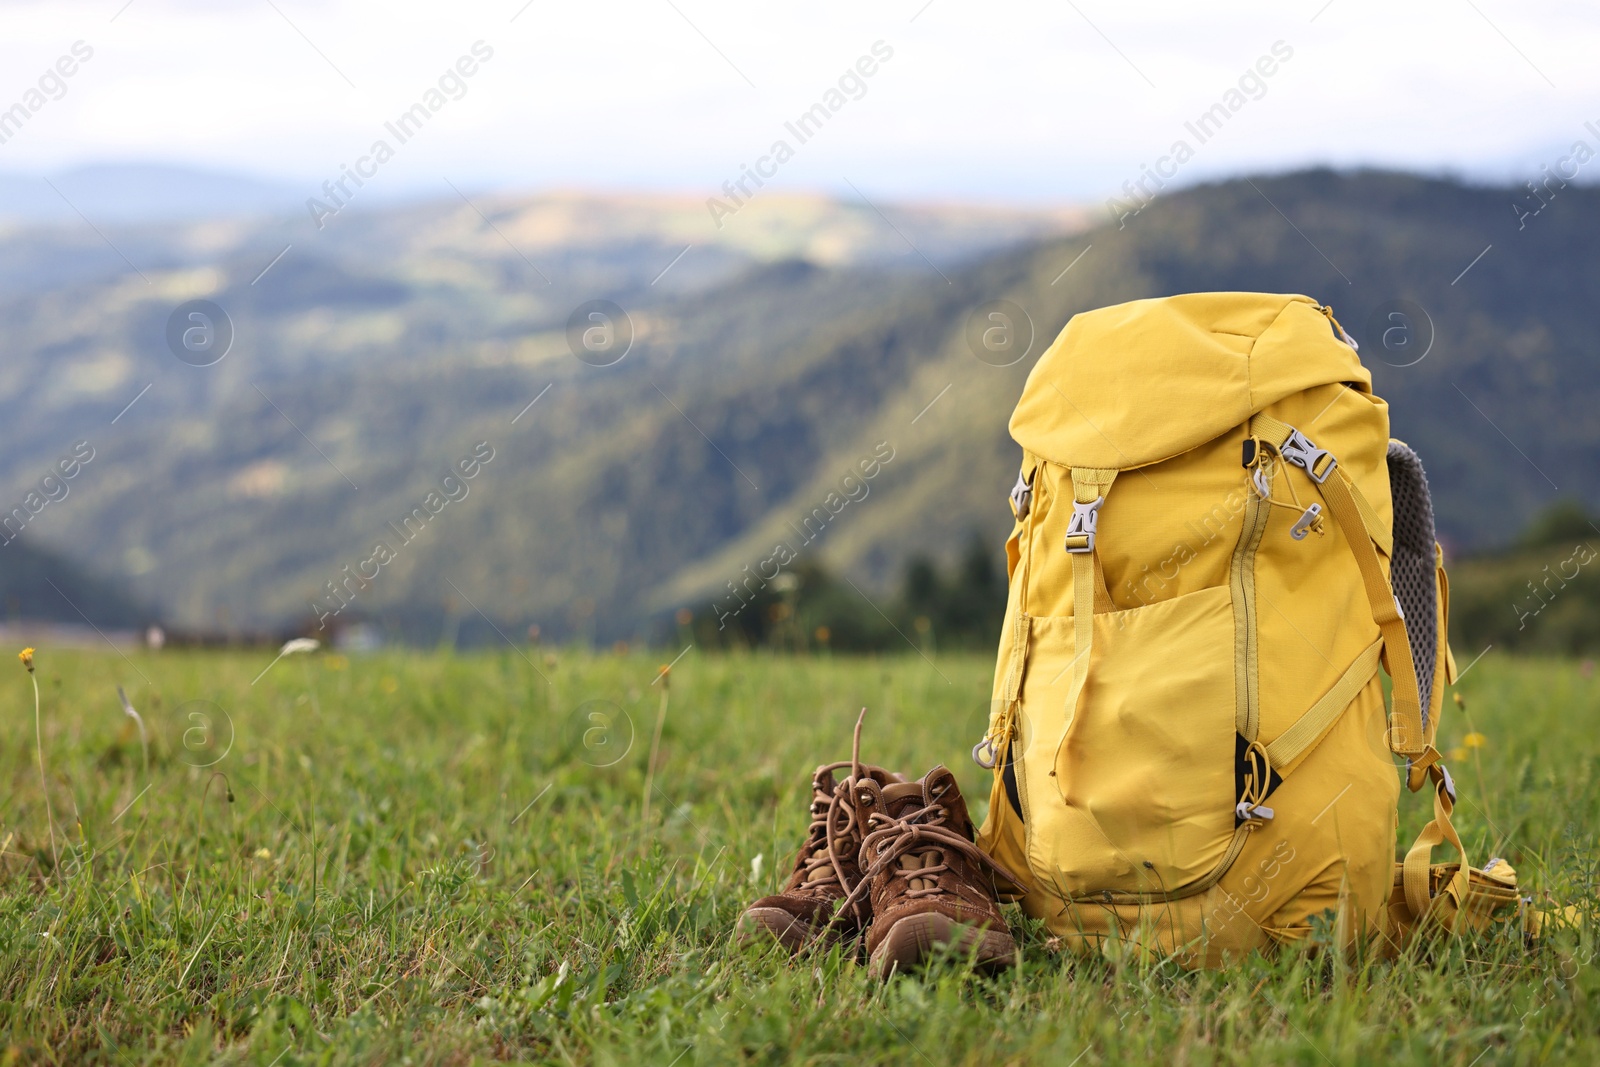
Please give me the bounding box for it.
[1091,555,1115,613]
[1321,469,1427,758]
[1265,637,1383,774]
[1001,612,1030,708]
[1346,468,1393,558]
[1249,415,1426,759]
[1402,764,1471,922]
[1438,542,1459,686]
[1060,468,1117,752]
[1068,551,1094,719]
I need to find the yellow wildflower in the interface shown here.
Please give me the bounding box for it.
[18,647,34,673]
[1464,732,1487,749]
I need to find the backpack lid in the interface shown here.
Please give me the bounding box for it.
[1010,292,1372,470]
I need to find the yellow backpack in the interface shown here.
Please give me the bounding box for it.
[973,292,1521,963]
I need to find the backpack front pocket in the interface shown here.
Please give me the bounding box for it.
[1016,584,1243,901]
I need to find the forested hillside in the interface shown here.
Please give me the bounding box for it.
[3,170,1595,643]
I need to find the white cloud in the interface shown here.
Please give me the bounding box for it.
[0,0,1595,202]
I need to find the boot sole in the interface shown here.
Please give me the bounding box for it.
[736,907,815,952]
[868,912,1016,977]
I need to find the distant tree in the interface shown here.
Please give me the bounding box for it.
[675,533,1012,655]
[1518,499,1599,550]
[1443,500,1600,656]
[894,533,1007,651]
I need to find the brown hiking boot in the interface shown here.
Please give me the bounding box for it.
[737,758,906,951]
[849,766,1021,977]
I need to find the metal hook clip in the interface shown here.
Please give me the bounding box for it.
[1290,502,1325,541]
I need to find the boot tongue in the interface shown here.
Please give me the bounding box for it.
[880,781,931,819]
[925,768,974,840]
[859,764,907,787]
[880,769,974,838]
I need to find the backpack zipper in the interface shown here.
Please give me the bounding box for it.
[1230,466,1271,742]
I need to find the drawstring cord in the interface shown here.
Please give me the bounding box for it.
[1248,442,1327,536]
[1236,740,1275,824]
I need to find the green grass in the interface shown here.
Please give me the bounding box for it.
[1,646,1597,1065]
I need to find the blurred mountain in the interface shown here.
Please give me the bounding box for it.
[2,168,1595,643]
[0,537,150,630]
[0,163,301,225]
[0,163,1086,292]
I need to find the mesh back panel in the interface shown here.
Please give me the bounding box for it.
[1386,441,1438,730]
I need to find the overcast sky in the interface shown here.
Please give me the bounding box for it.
[1,0,1596,205]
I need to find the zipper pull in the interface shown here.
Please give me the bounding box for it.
[1319,304,1360,351]
[1243,436,1272,499]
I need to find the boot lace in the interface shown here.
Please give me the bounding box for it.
[792,711,879,913]
[853,798,1016,904]
[792,762,865,895]
[818,710,1021,930]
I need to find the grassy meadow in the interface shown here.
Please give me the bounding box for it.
[1,645,1597,1065]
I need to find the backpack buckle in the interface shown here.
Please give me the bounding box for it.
[1405,750,1453,797]
[1009,471,1033,521]
[1064,496,1104,554]
[1279,428,1337,483]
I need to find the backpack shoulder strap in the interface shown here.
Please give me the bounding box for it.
[1250,415,1474,928]
[1249,414,1427,763]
